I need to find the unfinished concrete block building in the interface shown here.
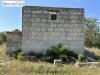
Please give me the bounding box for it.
[6,6,84,53]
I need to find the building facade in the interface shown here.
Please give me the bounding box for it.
[6,6,85,53]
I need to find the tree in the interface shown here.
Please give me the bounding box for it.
[85,18,100,48]
[0,32,6,45]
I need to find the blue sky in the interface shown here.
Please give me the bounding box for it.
[0,0,100,32]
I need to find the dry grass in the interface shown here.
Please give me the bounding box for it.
[0,43,7,60]
[0,44,100,75]
[0,60,100,75]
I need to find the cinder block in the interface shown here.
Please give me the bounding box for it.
[35,27,41,32]
[23,14,31,18]
[59,19,64,23]
[48,28,54,32]
[31,18,36,22]
[57,24,63,27]
[23,18,32,23]
[42,36,48,40]
[32,14,39,18]
[63,15,69,19]
[41,28,47,32]
[64,20,71,24]
[69,16,78,19]
[32,23,37,27]
[71,20,77,24]
[59,28,64,32]
[36,18,41,22]
[66,37,73,40]
[23,10,31,14]
[57,15,63,19]
[41,19,47,23]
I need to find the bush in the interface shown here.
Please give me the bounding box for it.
[78,53,85,62]
[63,49,78,59]
[0,32,6,45]
[45,43,78,63]
[8,49,21,59]
[45,43,64,59]
[36,52,43,59]
[27,51,43,59]
[8,49,26,60]
[27,51,37,56]
[17,52,25,61]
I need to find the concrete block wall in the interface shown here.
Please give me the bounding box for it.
[6,32,22,53]
[22,6,84,53]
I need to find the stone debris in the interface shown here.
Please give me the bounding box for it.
[54,59,62,67]
[75,62,100,67]
[0,61,10,66]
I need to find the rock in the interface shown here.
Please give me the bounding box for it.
[0,60,10,66]
[75,62,100,67]
[54,59,62,67]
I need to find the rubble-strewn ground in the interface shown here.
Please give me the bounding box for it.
[85,47,100,60]
[0,43,100,75]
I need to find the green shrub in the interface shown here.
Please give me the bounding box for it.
[0,38,3,45]
[62,49,78,63]
[17,52,25,61]
[0,32,6,45]
[78,53,85,62]
[45,43,64,59]
[45,43,78,63]
[36,52,43,59]
[8,49,21,59]
[27,51,43,59]
[63,49,78,59]
[27,51,37,56]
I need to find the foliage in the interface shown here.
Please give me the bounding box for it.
[27,51,37,56]
[45,43,64,59]
[85,18,100,48]
[17,52,25,61]
[10,49,21,59]
[63,48,78,59]
[27,51,43,59]
[0,32,6,45]
[36,52,43,59]
[77,53,85,62]
[45,43,78,62]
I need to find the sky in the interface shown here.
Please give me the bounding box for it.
[0,0,100,32]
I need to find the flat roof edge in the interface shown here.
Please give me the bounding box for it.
[23,6,84,10]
